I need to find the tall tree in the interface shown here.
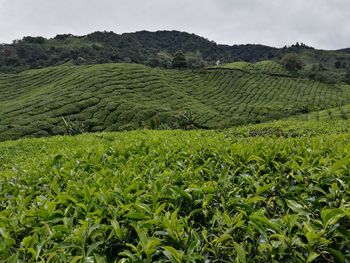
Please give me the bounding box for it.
[186,51,205,69]
[281,53,304,72]
[172,51,187,69]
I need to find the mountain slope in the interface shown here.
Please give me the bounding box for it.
[0,30,278,73]
[1,63,350,141]
[2,30,350,75]
[212,60,292,76]
[291,100,350,121]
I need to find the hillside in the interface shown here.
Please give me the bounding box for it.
[1,120,350,262]
[0,30,279,73]
[1,30,350,77]
[211,60,292,76]
[292,102,350,121]
[2,63,350,141]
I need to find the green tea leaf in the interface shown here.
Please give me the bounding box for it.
[70,256,83,263]
[233,242,246,263]
[163,246,183,263]
[306,252,319,262]
[286,199,309,216]
[327,248,345,263]
[321,208,345,228]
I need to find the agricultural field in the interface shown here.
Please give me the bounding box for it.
[1,119,350,262]
[2,63,350,141]
[213,61,292,76]
[293,100,350,121]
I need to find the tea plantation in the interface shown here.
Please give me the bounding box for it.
[1,120,350,262]
[2,63,350,141]
[293,102,350,121]
[212,60,292,76]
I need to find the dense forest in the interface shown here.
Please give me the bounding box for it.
[1,30,348,73]
[0,30,279,72]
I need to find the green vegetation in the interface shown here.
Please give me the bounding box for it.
[2,35,350,262]
[214,60,291,76]
[1,120,350,262]
[2,30,350,81]
[280,53,304,73]
[345,68,350,84]
[300,64,345,84]
[2,63,350,141]
[0,31,280,73]
[291,99,350,121]
[3,30,350,263]
[172,51,187,69]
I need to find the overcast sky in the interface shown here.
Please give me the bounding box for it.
[0,0,349,49]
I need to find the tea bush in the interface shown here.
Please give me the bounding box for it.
[2,63,350,141]
[1,120,350,262]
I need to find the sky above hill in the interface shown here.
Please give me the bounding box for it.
[0,0,349,49]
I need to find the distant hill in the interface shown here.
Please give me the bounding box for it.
[1,30,350,74]
[1,62,350,141]
[338,48,350,53]
[0,30,277,73]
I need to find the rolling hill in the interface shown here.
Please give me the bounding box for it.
[1,62,350,141]
[292,102,350,121]
[211,60,292,76]
[2,30,350,77]
[0,30,279,73]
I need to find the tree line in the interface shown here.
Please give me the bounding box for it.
[0,30,278,73]
[1,30,350,85]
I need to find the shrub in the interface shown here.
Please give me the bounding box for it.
[61,117,87,135]
[177,110,196,130]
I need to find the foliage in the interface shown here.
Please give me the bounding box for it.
[176,110,196,130]
[301,64,340,84]
[290,94,350,122]
[345,68,350,85]
[0,30,280,73]
[2,63,350,141]
[146,51,173,69]
[172,51,187,69]
[1,120,350,261]
[216,60,291,76]
[2,30,350,74]
[280,53,304,72]
[185,51,206,69]
[62,117,87,135]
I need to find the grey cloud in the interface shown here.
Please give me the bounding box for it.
[0,0,349,49]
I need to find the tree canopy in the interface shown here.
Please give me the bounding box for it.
[172,51,187,68]
[281,53,304,72]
